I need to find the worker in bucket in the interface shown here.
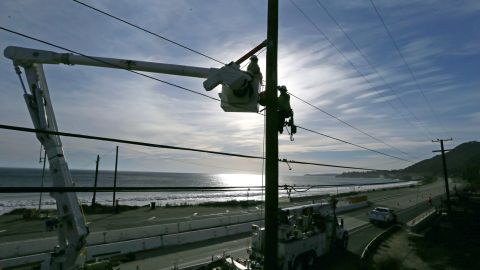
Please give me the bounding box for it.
[247,55,263,83]
[277,85,296,134]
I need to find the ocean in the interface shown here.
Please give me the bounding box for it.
[0,167,415,214]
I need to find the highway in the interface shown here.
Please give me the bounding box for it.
[118,181,445,270]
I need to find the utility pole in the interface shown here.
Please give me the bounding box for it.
[91,155,100,210]
[113,146,119,211]
[432,138,453,212]
[264,0,279,269]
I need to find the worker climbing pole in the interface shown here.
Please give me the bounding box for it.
[277,85,296,139]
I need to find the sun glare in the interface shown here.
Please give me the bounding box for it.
[217,174,262,187]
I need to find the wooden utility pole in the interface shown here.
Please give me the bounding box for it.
[432,138,452,212]
[264,0,279,269]
[113,146,119,211]
[91,155,100,209]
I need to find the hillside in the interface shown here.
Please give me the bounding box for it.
[403,141,480,177]
[339,141,480,182]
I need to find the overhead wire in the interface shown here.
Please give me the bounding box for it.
[0,26,412,166]
[313,0,435,145]
[121,145,263,174]
[0,27,221,103]
[64,2,418,162]
[288,0,436,143]
[72,0,226,66]
[295,125,412,163]
[0,123,380,171]
[368,0,449,137]
[288,92,412,158]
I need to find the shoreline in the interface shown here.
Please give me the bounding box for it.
[0,168,418,215]
[1,180,419,217]
[0,180,443,245]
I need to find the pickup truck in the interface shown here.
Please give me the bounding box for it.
[368,207,397,224]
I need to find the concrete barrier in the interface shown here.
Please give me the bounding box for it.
[85,212,258,249]
[0,237,57,259]
[337,201,369,214]
[143,236,163,250]
[1,213,247,259]
[87,238,145,260]
[1,202,364,265]
[407,208,437,233]
[0,253,50,269]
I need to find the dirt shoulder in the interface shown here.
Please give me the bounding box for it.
[372,191,480,270]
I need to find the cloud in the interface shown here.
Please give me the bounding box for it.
[0,0,478,174]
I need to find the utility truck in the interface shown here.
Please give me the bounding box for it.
[192,202,344,270]
[249,202,348,270]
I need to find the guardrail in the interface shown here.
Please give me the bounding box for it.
[360,224,401,262]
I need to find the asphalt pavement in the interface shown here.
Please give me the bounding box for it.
[117,181,446,270]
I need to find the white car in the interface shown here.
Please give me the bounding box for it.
[368,207,397,223]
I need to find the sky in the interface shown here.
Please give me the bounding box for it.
[0,0,479,175]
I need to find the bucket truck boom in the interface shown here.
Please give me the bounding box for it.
[5,46,263,112]
[4,43,264,269]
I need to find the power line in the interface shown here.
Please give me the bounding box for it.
[289,0,436,141]
[0,26,221,103]
[288,91,412,159]
[70,0,416,160]
[1,26,260,116]
[313,0,435,143]
[0,123,379,171]
[72,0,225,66]
[0,123,261,160]
[121,145,263,174]
[295,125,413,163]
[368,0,449,137]
[1,26,410,166]
[30,1,419,163]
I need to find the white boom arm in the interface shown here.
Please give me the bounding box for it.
[4,46,261,112]
[4,46,213,78]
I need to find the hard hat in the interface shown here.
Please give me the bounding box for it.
[277,85,287,92]
[250,55,258,61]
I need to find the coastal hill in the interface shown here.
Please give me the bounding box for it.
[403,141,480,176]
[338,141,480,183]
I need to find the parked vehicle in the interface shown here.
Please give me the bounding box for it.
[368,207,397,224]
